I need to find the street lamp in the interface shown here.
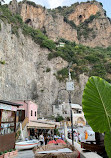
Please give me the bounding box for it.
[66,68,74,146]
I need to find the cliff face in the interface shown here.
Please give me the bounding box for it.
[68,2,101,25]
[1,0,111,117]
[80,17,111,47]
[20,4,46,29]
[11,0,111,47]
[0,21,88,116]
[19,3,78,43]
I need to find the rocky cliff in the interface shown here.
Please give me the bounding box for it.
[0,20,89,116]
[0,0,111,117]
[9,0,111,47]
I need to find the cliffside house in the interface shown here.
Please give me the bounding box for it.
[53,102,86,126]
[0,100,22,152]
[72,104,86,126]
[14,101,58,140]
[16,100,38,123]
[56,42,65,48]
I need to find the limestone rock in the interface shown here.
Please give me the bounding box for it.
[0,21,88,116]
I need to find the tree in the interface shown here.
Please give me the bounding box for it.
[82,76,111,157]
[0,0,5,5]
[55,114,64,122]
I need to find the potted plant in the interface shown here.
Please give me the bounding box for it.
[8,149,13,157]
[3,150,9,158]
[12,149,18,156]
[0,152,4,158]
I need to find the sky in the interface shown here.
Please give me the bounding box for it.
[4,0,111,18]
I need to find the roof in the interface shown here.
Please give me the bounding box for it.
[0,100,22,106]
[27,121,55,129]
[37,119,60,126]
[71,104,82,110]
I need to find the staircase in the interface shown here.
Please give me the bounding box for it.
[16,117,29,140]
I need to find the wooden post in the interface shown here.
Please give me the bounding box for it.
[0,110,2,132]
[14,111,16,132]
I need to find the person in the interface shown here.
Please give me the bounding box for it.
[39,133,44,146]
[44,135,48,145]
[84,130,88,140]
[25,137,28,141]
[61,133,65,140]
[78,132,81,142]
[74,131,78,142]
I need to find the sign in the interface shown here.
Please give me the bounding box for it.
[66,81,74,91]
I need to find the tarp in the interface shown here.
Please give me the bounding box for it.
[48,140,56,144]
[56,139,66,144]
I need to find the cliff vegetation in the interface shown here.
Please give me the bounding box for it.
[1,3,111,84]
[0,4,55,51]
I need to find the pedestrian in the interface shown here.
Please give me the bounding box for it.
[39,133,44,146]
[74,131,78,142]
[84,130,88,140]
[78,132,81,142]
[44,135,48,145]
[61,133,65,140]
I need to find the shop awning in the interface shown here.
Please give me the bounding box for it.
[27,121,55,129]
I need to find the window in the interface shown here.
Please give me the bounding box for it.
[31,110,33,116]
[35,111,36,117]
[78,111,82,114]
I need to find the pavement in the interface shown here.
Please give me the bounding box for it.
[15,149,34,158]
[65,125,95,142]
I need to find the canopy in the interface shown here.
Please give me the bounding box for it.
[27,121,55,129]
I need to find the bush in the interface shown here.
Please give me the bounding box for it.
[90,64,106,78]
[0,60,5,64]
[77,12,101,40]
[41,39,56,51]
[85,55,99,63]
[55,115,64,122]
[0,152,3,155]
[48,52,59,60]
[63,17,77,29]
[26,1,37,7]
[46,67,51,72]
[105,62,111,73]
[99,2,103,6]
[8,149,13,152]
[0,5,56,51]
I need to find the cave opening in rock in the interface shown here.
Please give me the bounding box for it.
[25,19,31,24]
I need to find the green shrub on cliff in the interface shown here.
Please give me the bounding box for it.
[48,39,111,81]
[0,5,55,51]
[77,12,101,40]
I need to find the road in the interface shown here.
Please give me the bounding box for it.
[15,150,34,158]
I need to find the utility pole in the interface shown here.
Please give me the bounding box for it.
[66,66,74,146]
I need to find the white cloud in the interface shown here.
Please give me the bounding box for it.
[47,0,65,9]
